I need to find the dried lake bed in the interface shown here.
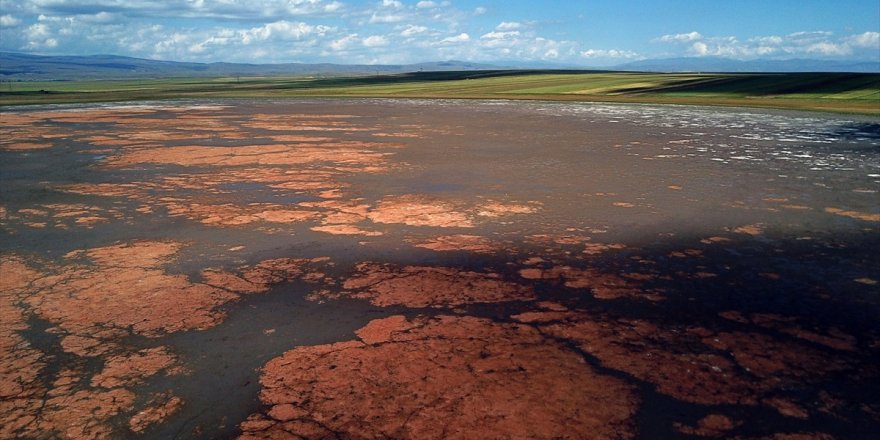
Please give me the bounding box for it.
[1,99,878,439]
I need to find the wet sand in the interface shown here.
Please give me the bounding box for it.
[1,99,878,439]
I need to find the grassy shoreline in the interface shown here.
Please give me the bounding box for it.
[1,70,878,115]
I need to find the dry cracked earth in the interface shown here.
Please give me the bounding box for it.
[1,99,878,439]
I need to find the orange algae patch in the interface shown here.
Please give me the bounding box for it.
[475,200,541,217]
[104,143,391,168]
[355,314,411,344]
[202,257,331,295]
[733,224,764,235]
[28,241,237,337]
[764,398,810,419]
[0,257,49,438]
[164,202,319,226]
[4,204,126,230]
[824,207,880,222]
[541,317,761,405]
[519,265,660,301]
[537,311,862,412]
[583,242,626,255]
[0,246,333,439]
[364,195,539,228]
[674,414,739,437]
[2,142,53,150]
[367,194,474,228]
[322,263,535,307]
[310,224,383,236]
[237,315,637,439]
[408,234,499,253]
[0,255,177,439]
[129,393,183,433]
[718,312,858,352]
[701,332,847,378]
[90,347,177,388]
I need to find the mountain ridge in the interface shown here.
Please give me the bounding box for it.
[0,52,502,80]
[1,52,878,81]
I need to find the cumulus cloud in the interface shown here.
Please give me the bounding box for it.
[655,29,878,59]
[581,48,639,59]
[655,31,702,43]
[401,24,427,37]
[691,41,709,56]
[5,0,877,65]
[362,35,388,47]
[440,33,469,44]
[496,21,521,31]
[240,21,332,44]
[481,31,519,40]
[23,22,59,50]
[329,33,359,51]
[22,0,345,20]
[369,13,405,24]
[805,41,851,56]
[0,14,22,27]
[849,31,880,48]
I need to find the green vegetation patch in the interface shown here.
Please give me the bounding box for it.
[1,71,878,114]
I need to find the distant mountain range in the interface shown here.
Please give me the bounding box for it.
[0,52,877,80]
[0,52,500,80]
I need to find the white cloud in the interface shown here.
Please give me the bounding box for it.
[75,12,119,24]
[655,30,876,59]
[369,13,405,24]
[496,21,521,31]
[691,41,709,56]
[362,35,388,47]
[0,14,22,27]
[806,41,851,56]
[20,0,346,21]
[6,1,877,66]
[239,21,330,44]
[23,22,57,49]
[440,33,469,44]
[655,31,702,43]
[401,24,427,37]
[329,33,359,51]
[481,31,519,40]
[322,2,343,13]
[581,48,639,59]
[849,31,880,48]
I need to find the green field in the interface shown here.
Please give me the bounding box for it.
[1,70,879,114]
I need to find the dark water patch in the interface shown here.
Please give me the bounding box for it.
[139,281,396,440]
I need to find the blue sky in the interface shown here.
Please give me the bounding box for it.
[0,0,877,65]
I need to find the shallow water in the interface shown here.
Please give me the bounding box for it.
[1,99,878,439]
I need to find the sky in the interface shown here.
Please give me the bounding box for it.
[0,0,878,66]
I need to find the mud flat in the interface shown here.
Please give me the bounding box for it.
[1,99,879,439]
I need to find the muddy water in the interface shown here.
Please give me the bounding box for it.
[1,99,878,439]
